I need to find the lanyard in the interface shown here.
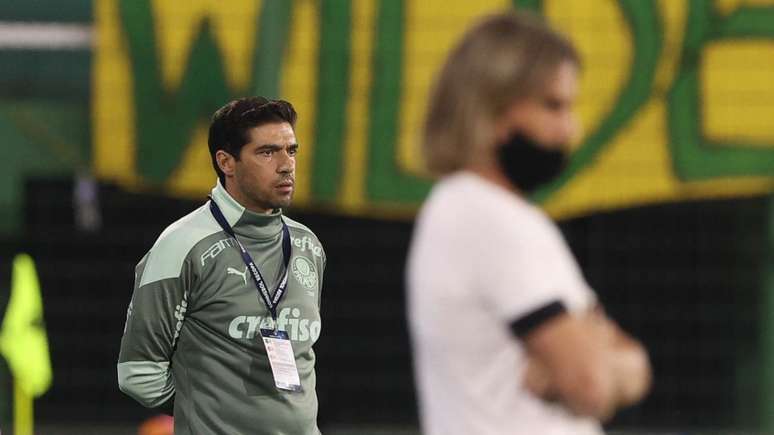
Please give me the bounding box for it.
[209,198,291,323]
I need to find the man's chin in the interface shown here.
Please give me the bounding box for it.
[248,191,292,212]
[271,196,293,210]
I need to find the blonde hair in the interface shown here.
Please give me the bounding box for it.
[422,11,579,175]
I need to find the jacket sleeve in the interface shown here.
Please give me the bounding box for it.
[117,249,193,408]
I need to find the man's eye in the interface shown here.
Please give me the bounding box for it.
[544,100,561,111]
[288,148,299,156]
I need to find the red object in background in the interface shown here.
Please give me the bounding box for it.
[138,415,174,435]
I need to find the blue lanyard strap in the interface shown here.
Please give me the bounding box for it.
[209,198,291,321]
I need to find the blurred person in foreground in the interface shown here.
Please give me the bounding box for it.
[118,97,326,435]
[406,11,651,435]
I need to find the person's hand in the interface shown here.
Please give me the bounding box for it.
[587,305,652,408]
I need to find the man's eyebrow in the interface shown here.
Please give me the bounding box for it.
[255,143,299,150]
[255,143,283,150]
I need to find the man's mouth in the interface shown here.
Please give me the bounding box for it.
[275,180,294,192]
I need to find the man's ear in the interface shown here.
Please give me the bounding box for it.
[216,150,236,178]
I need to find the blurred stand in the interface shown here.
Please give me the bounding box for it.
[73,172,101,233]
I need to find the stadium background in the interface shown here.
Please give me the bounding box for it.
[1,0,773,433]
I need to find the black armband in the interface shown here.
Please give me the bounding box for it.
[510,300,567,338]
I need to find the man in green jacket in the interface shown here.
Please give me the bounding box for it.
[118,97,326,435]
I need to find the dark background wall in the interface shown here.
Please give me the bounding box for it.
[14,178,770,431]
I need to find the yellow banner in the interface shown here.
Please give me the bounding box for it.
[94,0,774,219]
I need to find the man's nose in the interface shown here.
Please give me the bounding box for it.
[277,151,295,173]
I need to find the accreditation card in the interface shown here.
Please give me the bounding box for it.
[260,328,303,392]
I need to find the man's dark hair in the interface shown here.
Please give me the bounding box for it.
[208,96,297,184]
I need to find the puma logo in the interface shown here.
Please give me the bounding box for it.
[227,266,248,286]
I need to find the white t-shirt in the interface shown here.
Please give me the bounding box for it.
[407,171,603,435]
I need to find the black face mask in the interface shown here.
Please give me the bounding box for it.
[496,133,567,194]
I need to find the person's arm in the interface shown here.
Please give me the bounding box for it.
[117,252,193,411]
[522,353,554,401]
[477,212,650,419]
[520,306,651,421]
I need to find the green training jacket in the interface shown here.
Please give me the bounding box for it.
[118,181,325,435]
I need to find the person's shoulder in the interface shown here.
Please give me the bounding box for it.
[139,204,221,286]
[494,194,562,244]
[423,172,541,222]
[153,204,221,249]
[283,215,326,260]
[430,171,481,199]
[449,173,561,242]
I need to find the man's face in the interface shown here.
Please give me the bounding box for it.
[499,60,580,151]
[231,122,298,212]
